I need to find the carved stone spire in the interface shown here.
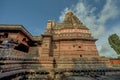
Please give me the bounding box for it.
[63,11,82,26]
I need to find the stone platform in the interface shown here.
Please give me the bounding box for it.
[38,57,111,70]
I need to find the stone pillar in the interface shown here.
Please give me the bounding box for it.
[41,35,52,57]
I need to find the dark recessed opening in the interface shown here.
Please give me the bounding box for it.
[73,45,75,47]
[14,43,29,53]
[80,55,82,57]
[22,38,27,42]
[4,33,8,38]
[78,46,81,48]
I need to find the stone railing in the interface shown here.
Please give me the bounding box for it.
[0,48,28,59]
[0,48,39,59]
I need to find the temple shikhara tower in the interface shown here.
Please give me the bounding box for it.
[1,11,119,80]
[39,11,110,69]
[42,11,98,58]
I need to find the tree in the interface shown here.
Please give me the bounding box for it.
[108,34,120,55]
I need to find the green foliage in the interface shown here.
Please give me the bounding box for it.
[117,56,120,59]
[108,34,120,54]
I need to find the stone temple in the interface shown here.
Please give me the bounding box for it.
[0,11,120,80]
[39,11,111,69]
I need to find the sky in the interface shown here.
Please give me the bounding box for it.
[0,0,120,58]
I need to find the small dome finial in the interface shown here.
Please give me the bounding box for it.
[66,9,73,16]
[66,9,72,13]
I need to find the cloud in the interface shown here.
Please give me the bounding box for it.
[59,0,120,57]
[98,0,119,24]
[98,24,120,58]
[59,8,69,23]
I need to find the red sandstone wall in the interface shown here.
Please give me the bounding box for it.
[16,32,29,46]
[52,40,99,58]
[8,32,32,52]
[7,32,30,46]
[39,57,53,69]
[110,59,120,64]
[8,33,18,39]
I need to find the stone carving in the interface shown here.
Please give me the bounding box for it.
[64,11,81,25]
